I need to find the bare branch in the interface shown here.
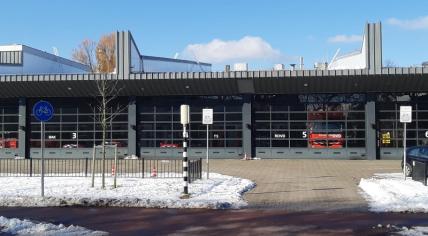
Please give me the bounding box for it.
[72,39,97,73]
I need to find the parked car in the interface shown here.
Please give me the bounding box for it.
[402,146,428,176]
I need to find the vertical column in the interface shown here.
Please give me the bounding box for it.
[368,23,376,74]
[365,22,383,74]
[115,31,132,80]
[128,96,137,158]
[364,23,370,70]
[183,125,188,195]
[374,22,383,73]
[115,31,123,79]
[18,98,28,158]
[365,100,377,160]
[242,95,253,158]
[123,31,131,77]
[180,104,190,197]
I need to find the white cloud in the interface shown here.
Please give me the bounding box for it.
[387,16,428,30]
[327,34,363,43]
[183,36,281,63]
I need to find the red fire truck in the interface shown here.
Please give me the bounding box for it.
[0,138,17,149]
[307,111,344,148]
[159,142,180,148]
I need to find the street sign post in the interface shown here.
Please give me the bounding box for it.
[400,106,412,180]
[202,108,213,179]
[33,100,54,197]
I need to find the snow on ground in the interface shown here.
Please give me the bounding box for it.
[0,173,255,209]
[359,173,428,212]
[0,216,107,236]
[395,226,428,236]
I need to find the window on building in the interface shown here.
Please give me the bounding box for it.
[378,96,428,148]
[0,105,19,149]
[138,96,242,148]
[30,99,128,148]
[254,94,366,149]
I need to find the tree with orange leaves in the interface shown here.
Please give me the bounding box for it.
[72,33,115,73]
[96,33,115,73]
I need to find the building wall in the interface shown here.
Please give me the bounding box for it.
[138,96,242,158]
[254,94,367,159]
[1,93,426,160]
[377,94,428,159]
[0,100,20,158]
[142,57,211,72]
[328,38,367,70]
[130,42,143,73]
[0,48,88,75]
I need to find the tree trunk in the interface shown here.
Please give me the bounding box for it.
[91,144,96,188]
[102,130,106,188]
[101,89,106,189]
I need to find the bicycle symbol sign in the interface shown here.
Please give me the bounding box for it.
[33,100,54,122]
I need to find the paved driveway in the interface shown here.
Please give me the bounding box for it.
[208,159,400,211]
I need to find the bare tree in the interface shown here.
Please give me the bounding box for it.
[72,39,97,73]
[91,75,125,189]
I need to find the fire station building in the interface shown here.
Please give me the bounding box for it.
[0,22,428,160]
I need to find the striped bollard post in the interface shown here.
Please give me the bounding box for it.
[183,125,189,195]
[180,104,190,198]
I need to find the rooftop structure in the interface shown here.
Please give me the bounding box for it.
[0,32,210,75]
[0,44,89,74]
[328,22,382,72]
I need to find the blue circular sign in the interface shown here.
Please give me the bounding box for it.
[33,100,54,122]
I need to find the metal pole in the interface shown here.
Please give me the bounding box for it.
[404,122,407,180]
[91,145,96,187]
[85,158,88,177]
[114,144,118,188]
[183,125,188,195]
[206,124,209,179]
[41,121,45,197]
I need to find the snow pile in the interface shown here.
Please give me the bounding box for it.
[0,173,255,209]
[0,216,107,236]
[359,173,428,212]
[396,226,428,236]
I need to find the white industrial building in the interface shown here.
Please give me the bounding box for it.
[0,34,211,75]
[328,23,382,71]
[0,45,90,74]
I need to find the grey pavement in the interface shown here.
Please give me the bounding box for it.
[208,159,401,211]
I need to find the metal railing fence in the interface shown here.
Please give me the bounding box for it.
[0,158,202,182]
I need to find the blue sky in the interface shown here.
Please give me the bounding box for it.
[1,0,428,70]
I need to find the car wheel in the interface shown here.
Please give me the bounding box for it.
[403,163,413,177]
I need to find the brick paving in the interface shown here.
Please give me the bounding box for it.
[208,159,401,211]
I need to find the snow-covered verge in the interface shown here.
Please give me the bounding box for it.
[0,216,107,236]
[359,173,428,212]
[395,226,428,236]
[0,173,255,209]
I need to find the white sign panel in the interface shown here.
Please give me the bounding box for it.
[400,106,412,123]
[180,105,190,125]
[202,109,213,125]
